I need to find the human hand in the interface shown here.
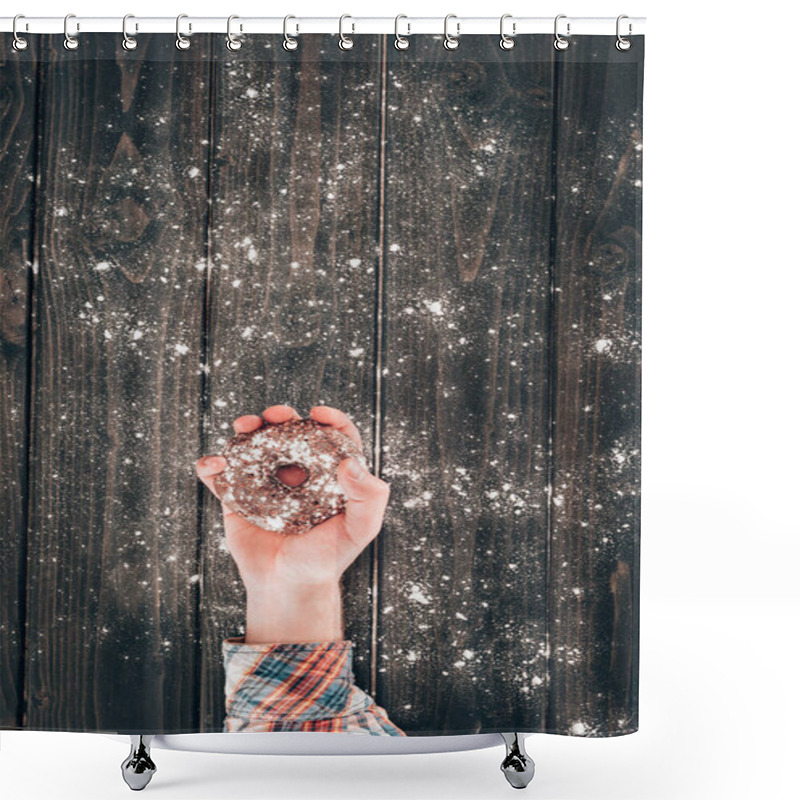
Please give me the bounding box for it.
[196,404,390,643]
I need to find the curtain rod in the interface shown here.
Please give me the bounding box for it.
[0,16,646,36]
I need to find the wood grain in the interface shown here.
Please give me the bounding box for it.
[376,35,555,733]
[23,34,210,732]
[0,32,642,736]
[199,34,384,731]
[547,36,643,736]
[0,37,37,728]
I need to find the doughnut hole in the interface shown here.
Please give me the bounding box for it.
[272,462,309,488]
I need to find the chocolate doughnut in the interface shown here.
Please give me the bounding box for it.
[213,417,366,534]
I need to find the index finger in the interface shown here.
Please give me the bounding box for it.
[309,405,364,453]
[262,404,302,425]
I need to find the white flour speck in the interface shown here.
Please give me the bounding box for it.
[407,583,431,605]
[424,300,444,316]
[570,721,587,735]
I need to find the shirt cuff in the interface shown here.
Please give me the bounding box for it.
[222,637,372,723]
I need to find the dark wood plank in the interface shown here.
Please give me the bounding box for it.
[24,34,210,731]
[199,34,384,731]
[547,35,643,736]
[377,35,555,733]
[0,37,37,729]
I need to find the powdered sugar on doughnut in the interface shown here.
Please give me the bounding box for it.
[214,418,366,534]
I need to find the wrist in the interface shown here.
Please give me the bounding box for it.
[244,581,343,645]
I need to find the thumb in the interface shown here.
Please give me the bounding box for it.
[195,455,237,517]
[196,455,227,501]
[337,457,391,545]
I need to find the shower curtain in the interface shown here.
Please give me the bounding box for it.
[0,27,643,738]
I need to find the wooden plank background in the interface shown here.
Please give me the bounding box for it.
[199,34,384,730]
[18,34,210,732]
[0,36,37,729]
[548,37,643,736]
[0,33,642,736]
[378,36,554,734]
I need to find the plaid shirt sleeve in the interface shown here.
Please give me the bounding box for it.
[222,637,406,736]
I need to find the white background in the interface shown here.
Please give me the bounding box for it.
[2,1,799,798]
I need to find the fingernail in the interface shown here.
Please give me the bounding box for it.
[345,458,365,480]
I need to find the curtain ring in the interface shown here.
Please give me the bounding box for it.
[12,14,28,51]
[394,14,410,50]
[176,14,191,50]
[499,13,515,50]
[64,13,79,50]
[122,14,138,51]
[443,13,459,50]
[554,14,570,51]
[616,14,632,51]
[283,15,298,50]
[227,15,242,51]
[339,14,354,50]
